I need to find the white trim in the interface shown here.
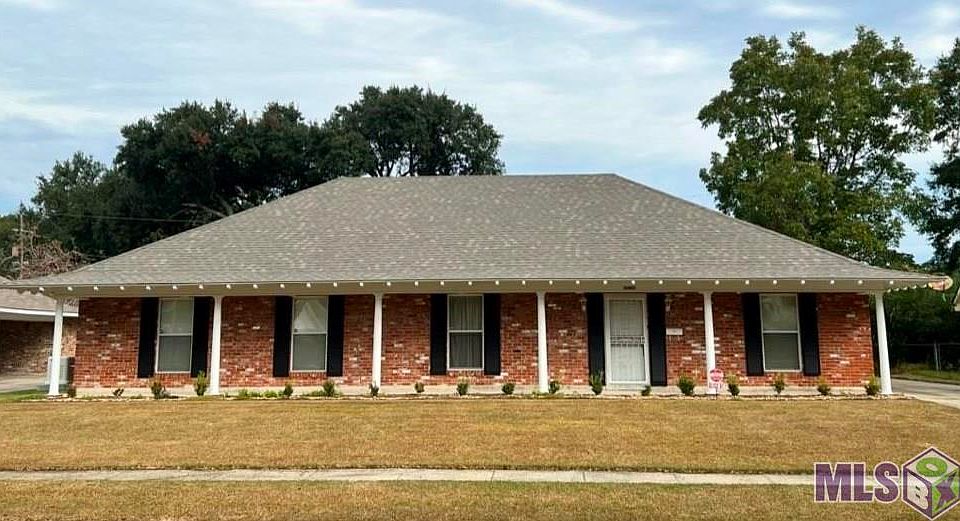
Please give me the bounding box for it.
[603,294,651,386]
[209,296,223,395]
[446,294,484,371]
[703,291,716,394]
[536,291,548,393]
[875,292,893,395]
[0,307,78,319]
[289,296,329,373]
[155,297,194,374]
[759,294,803,373]
[372,293,383,387]
[46,299,64,396]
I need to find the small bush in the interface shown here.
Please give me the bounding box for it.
[112,387,124,398]
[193,371,209,397]
[641,385,652,396]
[816,378,831,397]
[501,382,515,395]
[65,385,77,398]
[772,373,786,396]
[149,379,168,400]
[677,375,695,396]
[414,381,425,394]
[456,378,470,396]
[321,379,338,397]
[589,371,604,395]
[281,382,294,399]
[548,379,561,395]
[235,388,252,400]
[263,390,279,399]
[726,375,740,397]
[302,389,324,398]
[248,390,262,398]
[864,376,881,397]
[369,384,380,397]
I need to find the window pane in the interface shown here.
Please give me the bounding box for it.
[761,295,798,331]
[159,299,194,335]
[292,334,327,371]
[449,332,483,369]
[293,299,327,333]
[449,296,483,330]
[157,336,192,372]
[763,333,801,371]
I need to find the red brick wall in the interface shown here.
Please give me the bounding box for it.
[0,318,77,375]
[75,298,144,388]
[665,292,874,387]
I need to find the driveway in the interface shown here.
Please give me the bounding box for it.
[0,374,45,393]
[893,378,960,410]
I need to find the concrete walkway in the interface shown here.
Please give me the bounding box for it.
[0,374,44,393]
[894,378,960,409]
[0,468,811,485]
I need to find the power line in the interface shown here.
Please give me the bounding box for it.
[40,212,200,224]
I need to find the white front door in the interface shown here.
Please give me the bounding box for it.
[605,296,648,384]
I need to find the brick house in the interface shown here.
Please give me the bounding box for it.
[0,278,77,377]
[4,175,943,395]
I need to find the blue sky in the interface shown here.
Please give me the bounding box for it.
[1,0,958,261]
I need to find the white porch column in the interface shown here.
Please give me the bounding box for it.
[703,291,716,373]
[209,296,223,395]
[372,293,383,387]
[536,291,548,393]
[874,292,893,395]
[47,298,65,396]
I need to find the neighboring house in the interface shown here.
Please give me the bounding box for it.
[0,277,77,376]
[2,175,944,395]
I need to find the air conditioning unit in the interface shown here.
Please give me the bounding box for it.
[46,356,74,386]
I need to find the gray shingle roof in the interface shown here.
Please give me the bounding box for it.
[3,174,939,290]
[0,277,78,313]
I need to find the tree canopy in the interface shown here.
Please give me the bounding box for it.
[698,27,935,267]
[27,86,503,263]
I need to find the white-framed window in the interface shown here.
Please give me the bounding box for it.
[291,297,328,372]
[156,298,194,373]
[448,295,484,370]
[760,294,802,372]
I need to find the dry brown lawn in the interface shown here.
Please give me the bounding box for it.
[0,398,956,473]
[0,482,933,521]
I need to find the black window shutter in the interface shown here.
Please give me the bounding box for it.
[647,293,668,386]
[273,296,293,378]
[586,293,605,383]
[742,293,765,376]
[190,297,211,377]
[137,297,159,378]
[798,293,821,376]
[483,294,501,375]
[430,294,447,375]
[326,295,345,377]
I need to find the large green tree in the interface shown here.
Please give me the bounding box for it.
[917,39,960,271]
[31,87,503,260]
[698,28,935,266]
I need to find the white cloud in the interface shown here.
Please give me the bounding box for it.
[925,3,960,29]
[0,0,58,10]
[761,0,841,20]
[503,0,644,33]
[246,0,457,37]
[0,86,132,131]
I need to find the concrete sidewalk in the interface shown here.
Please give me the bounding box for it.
[894,378,960,409]
[0,468,812,485]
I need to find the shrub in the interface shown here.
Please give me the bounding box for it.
[193,371,209,397]
[149,379,168,400]
[589,371,604,395]
[548,379,561,395]
[501,382,515,395]
[263,390,279,399]
[677,375,695,396]
[281,382,294,399]
[726,375,740,397]
[302,389,324,398]
[816,378,831,397]
[235,388,252,400]
[369,384,380,397]
[641,385,651,397]
[864,376,881,397]
[112,387,124,398]
[414,381,425,394]
[321,379,338,397]
[456,378,470,396]
[248,390,262,398]
[65,385,77,399]
[772,373,786,396]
